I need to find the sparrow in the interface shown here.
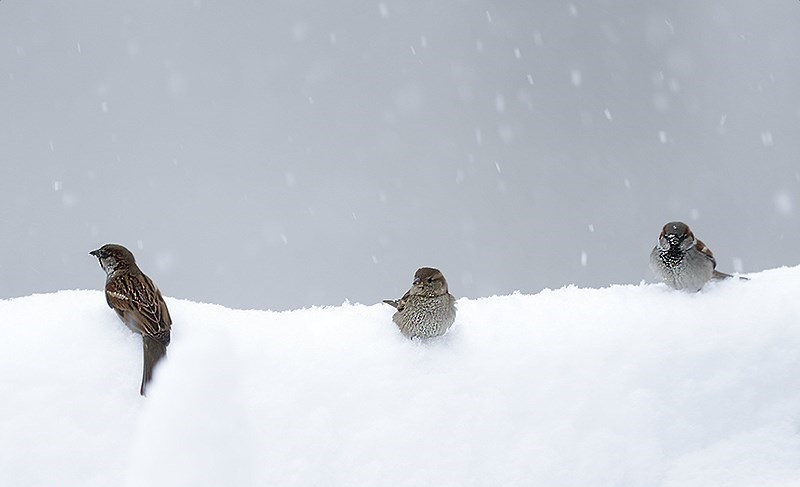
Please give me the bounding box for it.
[90,244,172,395]
[649,221,743,292]
[383,267,456,339]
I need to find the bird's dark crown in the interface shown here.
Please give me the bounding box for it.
[90,243,137,274]
[90,243,136,261]
[660,221,691,238]
[659,221,695,250]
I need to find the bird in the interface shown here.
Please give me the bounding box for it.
[383,267,456,339]
[90,244,172,395]
[649,221,744,292]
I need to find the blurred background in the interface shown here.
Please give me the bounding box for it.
[1,0,798,310]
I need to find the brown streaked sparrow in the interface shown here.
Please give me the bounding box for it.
[90,244,172,395]
[649,221,744,292]
[383,267,456,339]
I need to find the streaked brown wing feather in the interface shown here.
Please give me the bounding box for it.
[383,288,412,311]
[106,272,171,344]
[694,239,717,269]
[394,289,412,311]
[105,279,135,313]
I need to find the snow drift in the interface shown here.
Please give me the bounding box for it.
[2,267,800,487]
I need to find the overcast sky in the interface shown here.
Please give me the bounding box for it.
[2,0,798,310]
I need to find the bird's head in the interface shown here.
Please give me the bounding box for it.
[90,244,137,275]
[657,221,696,252]
[410,267,449,297]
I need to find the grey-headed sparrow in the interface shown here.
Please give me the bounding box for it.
[650,221,742,291]
[90,244,172,395]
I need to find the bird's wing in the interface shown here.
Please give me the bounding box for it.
[383,287,412,311]
[695,239,748,281]
[106,272,171,343]
[395,289,413,311]
[694,239,717,269]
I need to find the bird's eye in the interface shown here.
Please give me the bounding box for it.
[427,278,433,283]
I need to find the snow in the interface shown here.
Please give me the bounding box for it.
[2,267,800,486]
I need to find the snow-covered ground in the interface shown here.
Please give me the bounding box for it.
[2,267,800,487]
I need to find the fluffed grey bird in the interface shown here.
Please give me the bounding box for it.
[649,221,744,291]
[383,267,456,339]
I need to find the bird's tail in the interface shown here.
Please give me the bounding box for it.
[382,299,399,309]
[141,335,168,396]
[712,270,749,281]
[712,270,732,280]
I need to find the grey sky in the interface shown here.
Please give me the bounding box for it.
[2,0,798,310]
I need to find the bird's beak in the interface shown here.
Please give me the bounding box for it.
[412,277,421,285]
[89,249,100,257]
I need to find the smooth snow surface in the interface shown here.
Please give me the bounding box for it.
[2,267,800,486]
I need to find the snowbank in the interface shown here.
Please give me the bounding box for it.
[2,267,800,486]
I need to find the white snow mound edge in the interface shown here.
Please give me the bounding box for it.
[1,266,800,487]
